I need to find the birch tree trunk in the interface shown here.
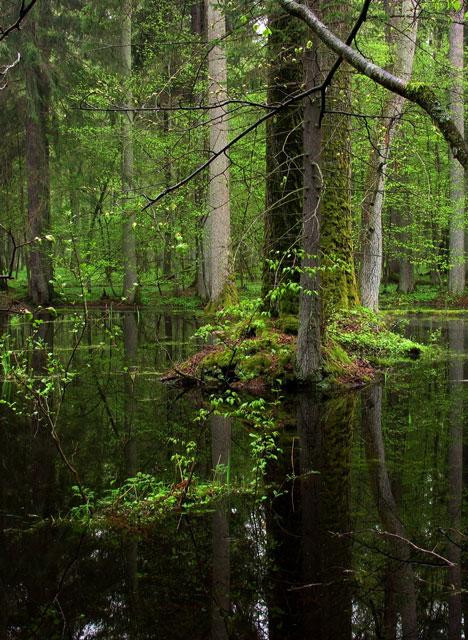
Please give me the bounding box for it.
[359,0,418,310]
[204,0,232,306]
[448,5,465,294]
[121,0,138,303]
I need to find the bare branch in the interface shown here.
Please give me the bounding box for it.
[0,0,38,42]
[0,51,20,90]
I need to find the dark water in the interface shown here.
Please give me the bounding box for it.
[0,311,466,639]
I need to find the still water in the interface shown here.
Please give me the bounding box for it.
[0,311,466,639]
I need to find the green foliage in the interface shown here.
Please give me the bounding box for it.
[328,307,428,365]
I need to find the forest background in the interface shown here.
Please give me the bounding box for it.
[0,0,466,381]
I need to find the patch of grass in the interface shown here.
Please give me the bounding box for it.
[328,307,428,366]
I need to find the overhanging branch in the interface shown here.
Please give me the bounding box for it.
[0,0,38,42]
[278,0,468,168]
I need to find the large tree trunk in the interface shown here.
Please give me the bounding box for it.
[448,6,465,294]
[203,0,232,306]
[121,0,138,303]
[319,3,359,317]
[24,8,54,306]
[262,8,304,314]
[359,0,418,310]
[296,11,321,382]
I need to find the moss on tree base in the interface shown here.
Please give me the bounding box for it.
[163,307,428,390]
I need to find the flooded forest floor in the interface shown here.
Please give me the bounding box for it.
[0,305,467,639]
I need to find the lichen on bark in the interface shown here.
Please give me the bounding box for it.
[319,37,359,317]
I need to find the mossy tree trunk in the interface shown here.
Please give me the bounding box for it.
[319,2,359,318]
[296,9,321,381]
[263,8,304,315]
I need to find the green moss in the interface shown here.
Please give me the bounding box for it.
[320,64,359,317]
[322,341,353,377]
[169,305,434,390]
[275,314,299,335]
[204,278,238,313]
[328,307,428,365]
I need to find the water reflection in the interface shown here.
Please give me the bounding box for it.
[0,312,466,638]
[211,416,231,640]
[447,320,463,640]
[362,384,417,640]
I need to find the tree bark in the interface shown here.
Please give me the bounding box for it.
[359,0,418,310]
[296,9,321,381]
[24,7,54,306]
[204,0,232,306]
[121,0,138,303]
[319,2,359,316]
[262,8,304,314]
[448,5,465,294]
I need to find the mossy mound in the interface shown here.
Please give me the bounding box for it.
[328,307,426,365]
[164,322,296,389]
[163,307,428,390]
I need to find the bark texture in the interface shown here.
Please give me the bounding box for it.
[296,17,321,381]
[448,6,465,294]
[121,0,138,303]
[360,0,418,310]
[24,6,54,305]
[319,1,359,316]
[203,0,232,305]
[263,8,304,314]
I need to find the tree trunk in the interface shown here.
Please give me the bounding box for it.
[360,0,418,310]
[121,0,138,303]
[203,0,233,306]
[278,0,468,169]
[319,2,359,316]
[296,13,321,382]
[262,8,304,314]
[448,6,465,294]
[24,8,54,306]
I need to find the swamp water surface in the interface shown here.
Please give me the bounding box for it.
[0,311,466,639]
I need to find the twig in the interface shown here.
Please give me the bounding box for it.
[0,0,38,42]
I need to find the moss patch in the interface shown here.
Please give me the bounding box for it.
[328,307,427,366]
